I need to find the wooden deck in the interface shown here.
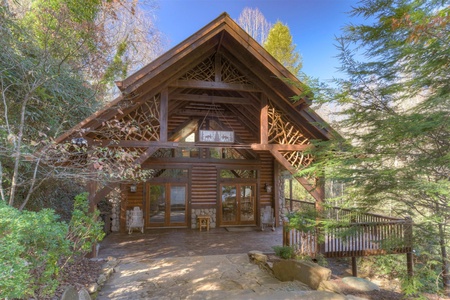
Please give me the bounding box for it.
[282,199,413,276]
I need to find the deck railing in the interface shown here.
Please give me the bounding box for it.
[283,199,413,259]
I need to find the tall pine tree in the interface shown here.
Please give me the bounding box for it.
[305,0,450,295]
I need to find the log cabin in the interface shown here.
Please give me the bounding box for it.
[55,12,334,232]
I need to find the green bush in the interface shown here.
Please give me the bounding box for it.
[66,192,105,258]
[0,193,105,299]
[273,245,295,259]
[0,201,70,298]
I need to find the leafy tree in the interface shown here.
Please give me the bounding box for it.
[236,7,271,45]
[303,0,449,295]
[0,0,162,209]
[264,21,302,77]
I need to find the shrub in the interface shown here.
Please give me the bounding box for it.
[0,201,70,299]
[66,192,105,258]
[273,245,295,259]
[0,193,105,299]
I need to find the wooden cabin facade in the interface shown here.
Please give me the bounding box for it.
[56,13,333,232]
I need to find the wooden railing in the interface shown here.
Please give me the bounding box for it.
[283,199,413,259]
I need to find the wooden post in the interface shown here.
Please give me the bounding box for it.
[289,177,293,211]
[404,216,414,277]
[283,220,290,247]
[315,177,326,255]
[160,88,168,142]
[260,94,268,145]
[352,257,358,277]
[86,180,98,258]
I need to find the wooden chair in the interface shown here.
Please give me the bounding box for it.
[127,207,144,234]
[261,206,275,231]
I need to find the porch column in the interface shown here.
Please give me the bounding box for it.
[160,87,168,142]
[260,94,268,144]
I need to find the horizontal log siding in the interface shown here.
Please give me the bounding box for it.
[126,183,144,209]
[191,164,217,207]
[258,151,274,209]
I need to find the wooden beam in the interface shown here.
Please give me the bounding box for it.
[269,149,322,202]
[170,80,261,92]
[260,94,268,144]
[251,144,312,151]
[160,88,168,142]
[171,93,251,105]
[92,140,178,148]
[215,52,222,82]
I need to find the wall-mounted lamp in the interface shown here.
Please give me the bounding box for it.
[264,183,273,193]
[130,184,137,193]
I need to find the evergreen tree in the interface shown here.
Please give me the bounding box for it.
[306,0,449,295]
[264,21,302,77]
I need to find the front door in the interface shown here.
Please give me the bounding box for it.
[147,183,188,227]
[220,184,256,226]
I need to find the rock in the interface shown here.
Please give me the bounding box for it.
[248,250,267,264]
[318,280,342,294]
[272,259,331,290]
[86,283,99,294]
[78,288,91,300]
[97,274,107,286]
[60,286,78,300]
[342,276,380,291]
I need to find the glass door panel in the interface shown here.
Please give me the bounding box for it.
[221,185,237,224]
[240,185,255,222]
[149,185,165,224]
[170,185,186,224]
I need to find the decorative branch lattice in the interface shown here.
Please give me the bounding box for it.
[178,54,255,86]
[179,54,215,81]
[89,94,160,141]
[221,58,253,85]
[268,102,314,169]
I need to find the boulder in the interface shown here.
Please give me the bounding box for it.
[78,288,91,300]
[318,280,342,294]
[60,286,78,300]
[342,276,380,291]
[86,283,99,294]
[272,259,331,290]
[248,250,267,264]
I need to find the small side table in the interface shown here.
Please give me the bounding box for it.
[197,215,211,232]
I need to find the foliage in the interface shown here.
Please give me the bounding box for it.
[0,200,70,299]
[264,21,302,77]
[301,0,449,295]
[0,193,105,299]
[273,245,295,259]
[66,192,105,258]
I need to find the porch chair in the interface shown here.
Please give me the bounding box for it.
[261,206,275,231]
[127,206,144,234]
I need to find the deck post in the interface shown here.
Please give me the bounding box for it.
[283,220,290,246]
[404,216,414,277]
[314,177,326,255]
[351,256,358,277]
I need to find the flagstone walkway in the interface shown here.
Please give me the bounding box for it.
[96,227,358,299]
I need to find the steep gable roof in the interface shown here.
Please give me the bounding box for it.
[56,12,332,144]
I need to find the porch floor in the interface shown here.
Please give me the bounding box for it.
[98,227,283,263]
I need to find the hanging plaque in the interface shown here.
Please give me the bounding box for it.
[199,130,234,143]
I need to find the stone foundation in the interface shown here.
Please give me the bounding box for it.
[191,208,216,229]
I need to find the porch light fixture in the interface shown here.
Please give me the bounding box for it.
[265,183,272,193]
[130,184,137,193]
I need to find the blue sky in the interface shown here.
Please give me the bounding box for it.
[155,0,360,82]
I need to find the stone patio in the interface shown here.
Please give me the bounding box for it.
[95,227,356,299]
[97,227,283,263]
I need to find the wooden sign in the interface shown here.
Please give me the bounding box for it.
[199,130,234,143]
